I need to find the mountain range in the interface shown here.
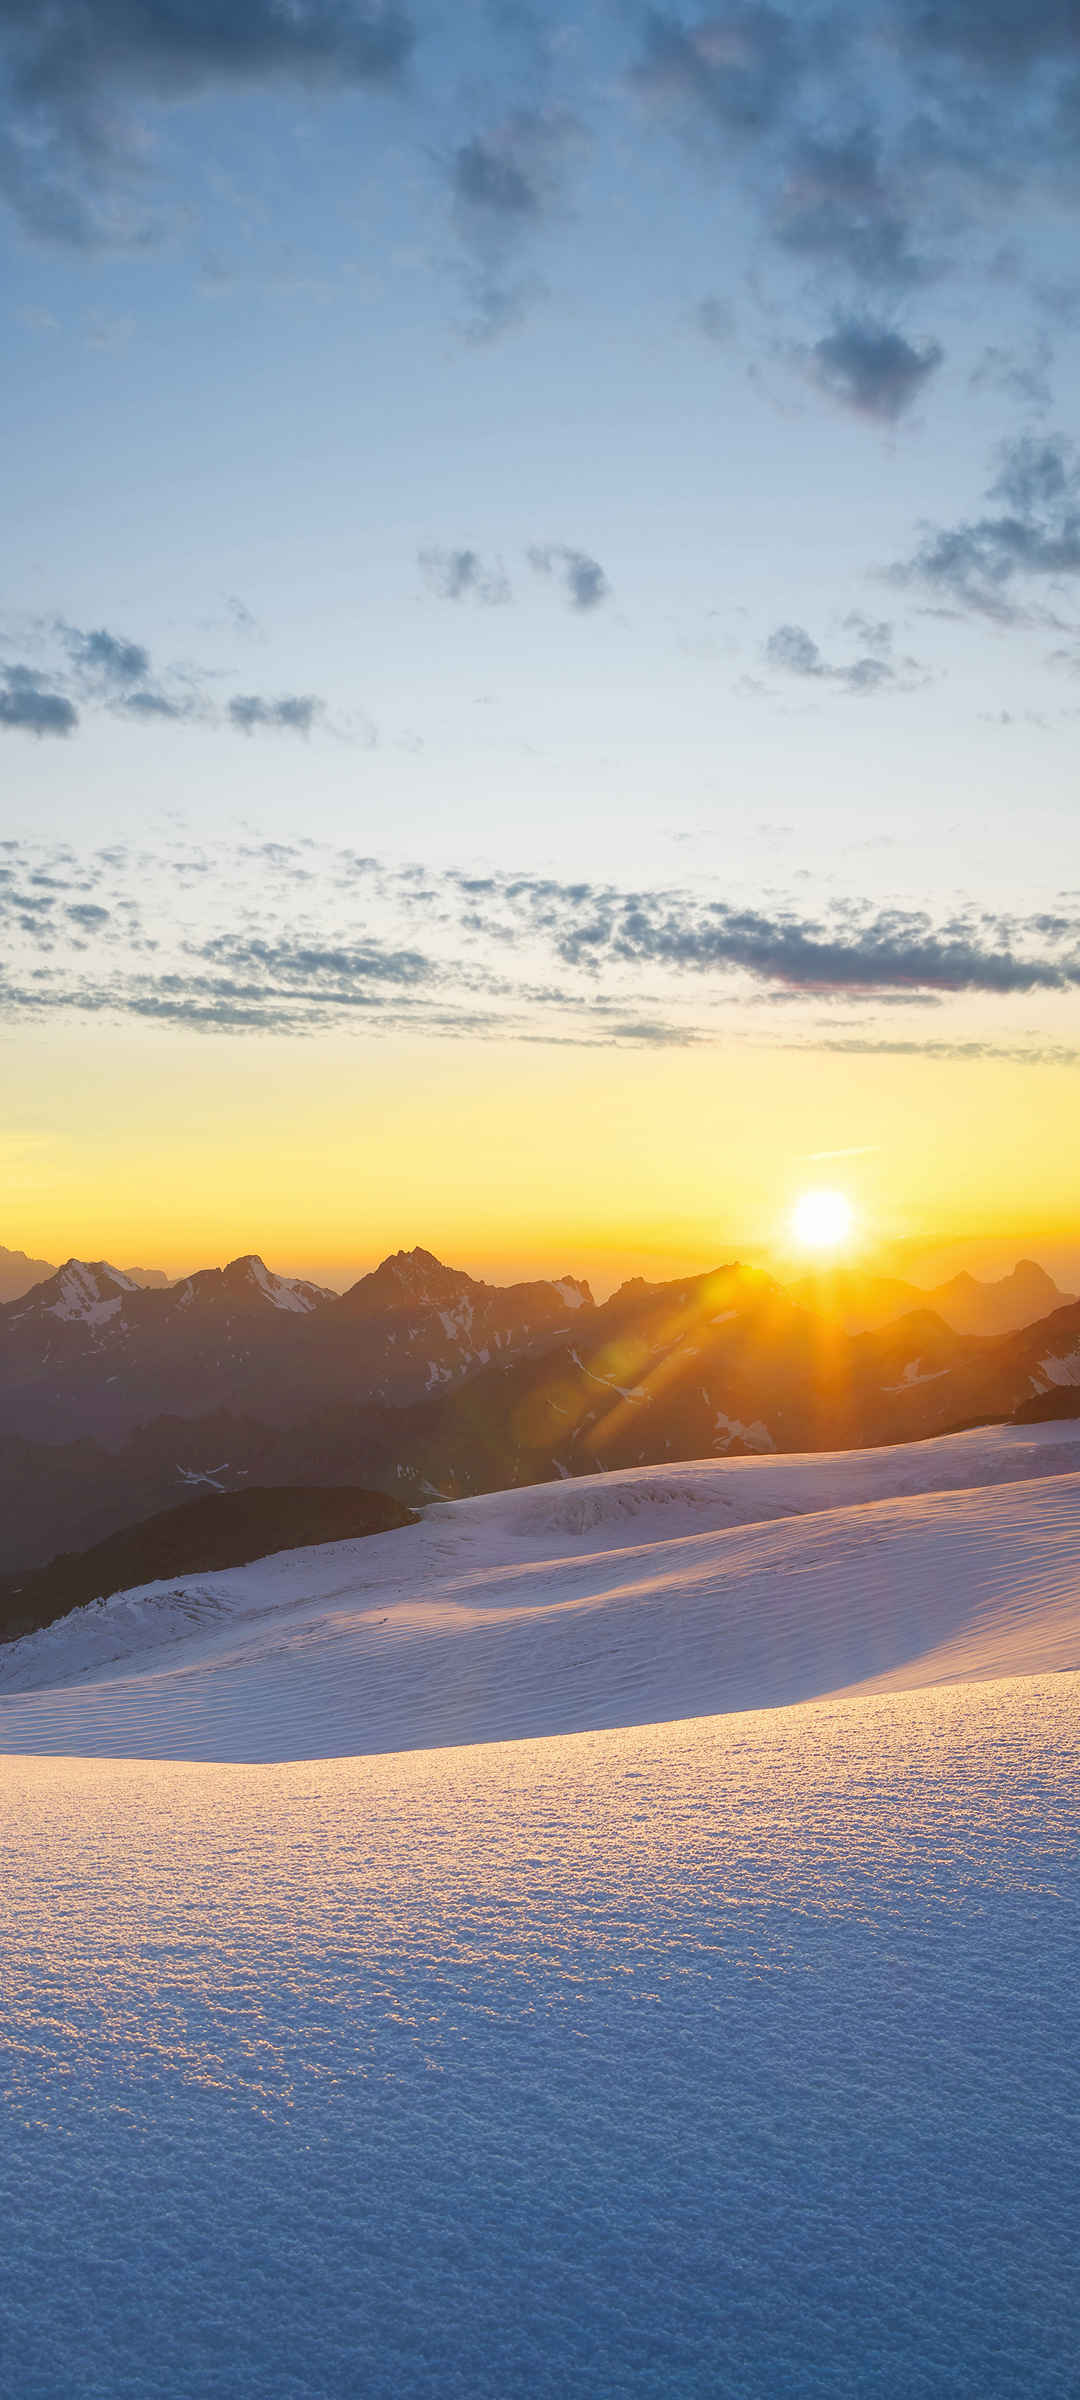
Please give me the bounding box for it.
[0,1243,170,1306]
[0,1248,592,1445]
[789,1256,1073,1336]
[1,1241,1079,1581]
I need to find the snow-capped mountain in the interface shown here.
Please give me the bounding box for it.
[378,1269,1080,1500]
[323,1247,594,1395]
[4,1243,1080,1578]
[0,1245,596,1448]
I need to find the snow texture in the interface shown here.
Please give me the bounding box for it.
[3,1421,1078,2397]
[3,1421,1080,1760]
[2,1680,1078,2399]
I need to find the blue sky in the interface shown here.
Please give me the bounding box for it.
[2,3,1080,1273]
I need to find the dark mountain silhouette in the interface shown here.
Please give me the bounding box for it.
[0,1246,170,1304]
[0,1485,413,1644]
[1,1247,1078,1585]
[0,1247,593,1444]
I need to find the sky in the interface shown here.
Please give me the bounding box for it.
[2,0,1080,1287]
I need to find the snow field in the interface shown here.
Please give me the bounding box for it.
[2,1421,1080,1760]
[3,1676,1078,2399]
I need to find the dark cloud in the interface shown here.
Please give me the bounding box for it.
[487,874,1080,996]
[764,622,905,693]
[0,0,414,245]
[450,111,580,343]
[630,7,804,139]
[766,623,822,675]
[227,693,325,734]
[116,689,196,721]
[773,127,924,287]
[891,432,1080,619]
[419,547,511,604]
[59,622,150,685]
[454,137,537,220]
[0,665,78,736]
[55,617,202,717]
[451,110,578,224]
[896,1,1080,74]
[528,545,611,611]
[1,840,1078,1053]
[810,316,943,419]
[196,932,433,989]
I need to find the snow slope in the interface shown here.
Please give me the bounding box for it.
[3,1422,1078,2398]
[2,1419,1079,1761]
[3,1678,1078,2400]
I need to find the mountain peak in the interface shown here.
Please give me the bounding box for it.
[213,1256,334,1313]
[46,1259,137,1324]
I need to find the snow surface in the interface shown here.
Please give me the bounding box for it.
[3,1680,1078,2399]
[3,1420,1078,2397]
[3,1419,1080,1760]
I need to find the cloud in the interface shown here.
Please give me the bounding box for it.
[453,129,544,222]
[970,340,1053,413]
[59,622,151,686]
[486,873,1080,996]
[6,612,334,734]
[4,839,1079,1053]
[228,694,326,734]
[890,432,1080,619]
[528,545,611,611]
[449,110,580,342]
[419,547,511,605]
[116,689,197,721]
[763,622,912,694]
[0,666,78,737]
[772,127,924,287]
[895,0,1080,74]
[0,0,414,245]
[196,931,434,990]
[459,275,546,345]
[4,611,339,737]
[809,316,943,419]
[630,7,804,140]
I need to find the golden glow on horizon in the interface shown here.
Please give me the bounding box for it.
[790,1189,855,1254]
[2,1018,1078,1289]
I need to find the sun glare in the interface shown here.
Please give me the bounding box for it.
[790,1188,854,1253]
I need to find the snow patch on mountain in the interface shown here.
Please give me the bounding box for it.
[244,1257,332,1313]
[714,1410,775,1452]
[47,1262,137,1324]
[1034,1347,1080,1389]
[883,1358,953,1392]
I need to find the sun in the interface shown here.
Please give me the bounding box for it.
[790,1188,855,1254]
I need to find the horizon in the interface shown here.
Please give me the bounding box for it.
[2,3,1079,1288]
[6,1223,1080,1305]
